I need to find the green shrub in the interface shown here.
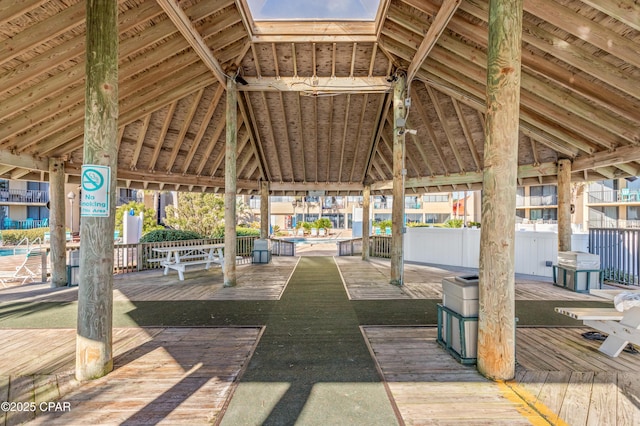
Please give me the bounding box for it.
[467,221,481,228]
[0,227,49,245]
[373,219,392,229]
[443,218,464,228]
[139,229,203,243]
[211,227,261,238]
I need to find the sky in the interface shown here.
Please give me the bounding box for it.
[247,0,381,20]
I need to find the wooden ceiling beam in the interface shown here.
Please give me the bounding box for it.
[372,162,559,191]
[278,92,296,181]
[166,89,204,174]
[294,93,306,181]
[404,0,640,126]
[0,150,48,171]
[338,94,351,182]
[325,96,334,182]
[349,94,368,182]
[64,164,259,191]
[238,76,392,93]
[363,91,392,184]
[452,99,482,172]
[406,0,462,83]
[238,92,269,181]
[260,91,283,181]
[148,101,177,172]
[426,85,466,173]
[182,85,225,174]
[130,114,151,170]
[156,0,227,85]
[269,182,364,192]
[411,87,449,173]
[579,0,640,32]
[572,145,640,172]
[28,70,215,157]
[0,1,85,68]
[434,35,635,148]
[460,0,639,101]
[526,0,640,69]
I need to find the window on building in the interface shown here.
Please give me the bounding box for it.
[530,208,557,221]
[530,185,557,206]
[627,206,640,221]
[516,187,525,207]
[423,194,448,203]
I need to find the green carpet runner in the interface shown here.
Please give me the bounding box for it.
[219,257,399,425]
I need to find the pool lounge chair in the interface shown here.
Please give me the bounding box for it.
[0,249,44,287]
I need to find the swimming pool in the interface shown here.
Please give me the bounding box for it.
[0,248,28,256]
[283,238,347,245]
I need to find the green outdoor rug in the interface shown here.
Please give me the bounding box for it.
[219,256,400,426]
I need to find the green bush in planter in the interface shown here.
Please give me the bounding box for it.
[139,229,203,243]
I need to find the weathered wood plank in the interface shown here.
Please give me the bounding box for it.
[477,0,523,381]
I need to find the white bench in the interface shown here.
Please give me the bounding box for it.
[555,301,640,357]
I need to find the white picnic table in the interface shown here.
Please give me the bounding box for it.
[152,243,225,281]
[555,289,640,357]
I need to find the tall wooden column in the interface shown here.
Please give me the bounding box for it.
[76,0,118,381]
[477,0,523,381]
[362,185,371,261]
[260,180,269,239]
[557,159,572,252]
[390,74,407,285]
[48,158,66,288]
[224,78,238,287]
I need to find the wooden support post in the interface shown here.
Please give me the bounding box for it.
[224,78,237,287]
[260,181,269,239]
[48,158,66,288]
[390,73,407,286]
[362,185,371,261]
[557,159,572,252]
[76,0,118,381]
[477,0,523,381]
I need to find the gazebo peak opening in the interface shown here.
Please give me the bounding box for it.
[245,0,382,21]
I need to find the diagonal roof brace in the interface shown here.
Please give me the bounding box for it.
[156,0,228,85]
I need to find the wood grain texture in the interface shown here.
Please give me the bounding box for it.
[477,0,523,381]
[224,78,237,287]
[76,0,119,382]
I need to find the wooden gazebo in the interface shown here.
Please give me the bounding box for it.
[1,0,638,382]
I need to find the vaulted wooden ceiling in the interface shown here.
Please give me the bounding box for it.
[0,0,638,195]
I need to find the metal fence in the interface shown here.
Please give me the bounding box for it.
[589,228,640,286]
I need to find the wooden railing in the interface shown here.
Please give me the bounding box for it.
[370,236,392,258]
[337,238,362,256]
[337,236,391,258]
[62,237,260,275]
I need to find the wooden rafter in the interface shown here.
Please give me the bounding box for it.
[149,101,177,172]
[452,99,481,172]
[406,0,462,83]
[156,0,227,85]
[182,85,225,174]
[130,114,151,170]
[426,85,465,173]
[349,94,368,182]
[166,89,204,173]
[338,94,351,182]
[238,92,268,181]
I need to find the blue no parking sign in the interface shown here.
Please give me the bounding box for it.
[80,165,111,217]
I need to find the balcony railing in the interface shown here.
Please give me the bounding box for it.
[515,195,557,207]
[0,189,49,204]
[588,189,640,204]
[2,218,49,230]
[588,219,640,229]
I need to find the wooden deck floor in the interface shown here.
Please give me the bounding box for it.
[1,255,638,425]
